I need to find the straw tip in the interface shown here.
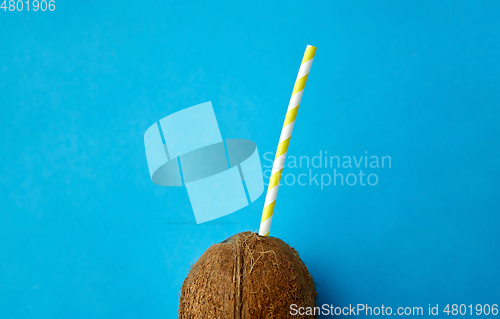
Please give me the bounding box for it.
[306,44,317,49]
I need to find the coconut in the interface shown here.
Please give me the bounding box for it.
[179,231,317,318]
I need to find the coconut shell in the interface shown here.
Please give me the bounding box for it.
[179,231,317,318]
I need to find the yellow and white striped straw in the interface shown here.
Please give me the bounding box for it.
[259,45,317,237]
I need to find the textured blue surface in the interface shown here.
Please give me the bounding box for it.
[159,101,222,159]
[239,145,264,202]
[146,101,263,223]
[1,1,499,318]
[186,166,247,224]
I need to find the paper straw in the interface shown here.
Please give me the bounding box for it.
[259,45,317,236]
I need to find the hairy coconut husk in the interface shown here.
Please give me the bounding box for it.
[179,231,317,318]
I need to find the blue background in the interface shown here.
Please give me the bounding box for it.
[1,1,499,317]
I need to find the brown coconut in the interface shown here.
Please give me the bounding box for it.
[179,231,317,318]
